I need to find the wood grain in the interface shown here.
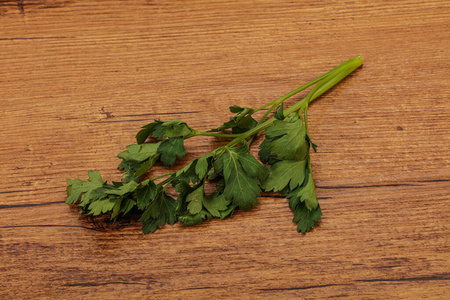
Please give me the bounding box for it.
[0,0,449,298]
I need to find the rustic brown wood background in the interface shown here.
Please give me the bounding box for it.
[0,0,449,298]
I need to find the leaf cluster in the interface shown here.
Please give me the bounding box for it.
[259,109,322,233]
[210,105,257,133]
[66,56,363,235]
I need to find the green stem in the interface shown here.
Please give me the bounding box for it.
[258,104,277,124]
[151,172,175,181]
[196,70,327,144]
[287,55,363,113]
[195,57,362,143]
[252,69,332,113]
[247,62,347,145]
[251,55,362,114]
[247,103,278,145]
[194,130,242,138]
[225,55,363,148]
[304,106,309,133]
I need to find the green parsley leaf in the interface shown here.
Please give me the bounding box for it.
[261,107,321,231]
[174,181,193,214]
[72,178,140,218]
[87,198,117,216]
[136,119,194,143]
[264,113,309,160]
[152,121,166,139]
[210,106,257,133]
[117,143,160,181]
[103,180,140,196]
[274,103,285,120]
[215,145,268,210]
[135,180,157,210]
[292,201,322,233]
[195,152,214,179]
[117,159,142,182]
[184,184,232,218]
[136,121,160,144]
[66,171,105,205]
[229,105,245,113]
[203,193,231,218]
[139,190,177,234]
[174,159,200,185]
[186,185,204,215]
[112,198,136,218]
[158,137,186,167]
[262,159,307,192]
[160,119,194,138]
[134,157,159,177]
[285,165,319,211]
[117,143,160,162]
[258,138,273,163]
[178,210,212,226]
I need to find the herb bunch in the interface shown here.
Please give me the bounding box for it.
[66,56,363,234]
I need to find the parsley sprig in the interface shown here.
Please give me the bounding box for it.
[66,56,363,234]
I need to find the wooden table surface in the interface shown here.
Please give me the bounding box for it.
[1,1,449,299]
